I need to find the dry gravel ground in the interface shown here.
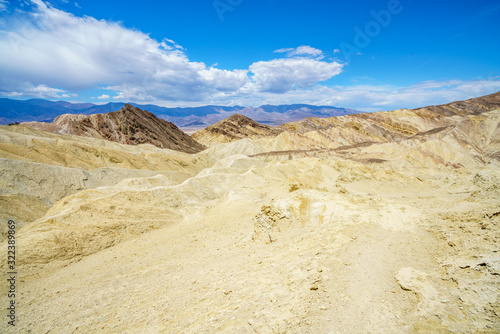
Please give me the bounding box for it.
[0,104,499,334]
[1,155,499,333]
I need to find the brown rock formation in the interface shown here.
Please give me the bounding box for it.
[20,104,205,153]
[414,90,500,116]
[193,92,500,148]
[192,113,283,146]
[1,92,500,333]
[282,91,500,134]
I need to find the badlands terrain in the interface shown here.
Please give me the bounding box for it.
[1,92,500,333]
[20,104,205,153]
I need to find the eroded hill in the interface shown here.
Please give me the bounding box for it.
[0,124,210,241]
[192,113,284,146]
[20,104,206,153]
[0,92,499,333]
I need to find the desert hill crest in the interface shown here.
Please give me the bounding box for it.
[192,113,283,146]
[19,104,205,153]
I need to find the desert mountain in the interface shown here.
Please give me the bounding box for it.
[192,92,500,152]
[0,98,242,124]
[0,92,499,333]
[163,104,358,131]
[19,104,205,153]
[0,124,210,240]
[415,90,500,116]
[0,98,359,130]
[281,91,500,134]
[192,113,284,146]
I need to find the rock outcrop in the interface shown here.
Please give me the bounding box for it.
[192,113,283,146]
[20,104,205,153]
[1,92,499,334]
[414,90,500,116]
[193,92,500,149]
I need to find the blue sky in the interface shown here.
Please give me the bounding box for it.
[0,0,499,111]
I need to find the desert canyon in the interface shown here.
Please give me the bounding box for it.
[1,92,499,333]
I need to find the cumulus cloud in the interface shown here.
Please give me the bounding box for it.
[2,83,69,99]
[0,2,342,101]
[249,58,343,93]
[253,45,342,93]
[274,45,324,59]
[0,1,497,111]
[0,1,345,102]
[97,94,110,100]
[0,0,249,100]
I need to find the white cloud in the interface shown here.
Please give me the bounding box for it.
[194,77,500,112]
[274,45,324,59]
[249,58,343,93]
[274,48,294,54]
[0,3,346,103]
[2,83,68,99]
[97,94,110,100]
[0,0,8,12]
[0,1,498,113]
[160,38,184,50]
[0,0,249,101]
[333,49,341,54]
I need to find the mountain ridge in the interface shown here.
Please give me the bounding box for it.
[0,98,358,128]
[19,104,206,153]
[1,92,499,333]
[191,91,500,148]
[192,113,284,146]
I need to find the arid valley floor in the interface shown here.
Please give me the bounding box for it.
[1,93,499,333]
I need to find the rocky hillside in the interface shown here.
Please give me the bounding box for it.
[282,91,500,133]
[192,113,283,146]
[416,90,500,116]
[19,104,205,153]
[0,124,210,241]
[192,92,500,149]
[1,92,499,333]
[0,98,359,129]
[230,91,500,167]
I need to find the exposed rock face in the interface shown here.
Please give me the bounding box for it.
[414,90,500,116]
[20,104,205,153]
[233,92,499,168]
[1,92,500,333]
[192,113,283,146]
[282,91,500,133]
[193,92,500,148]
[0,124,210,241]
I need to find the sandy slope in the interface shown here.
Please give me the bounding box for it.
[0,107,499,333]
[0,125,209,240]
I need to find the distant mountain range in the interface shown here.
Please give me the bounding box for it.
[0,98,359,129]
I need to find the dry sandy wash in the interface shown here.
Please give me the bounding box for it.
[1,93,500,333]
